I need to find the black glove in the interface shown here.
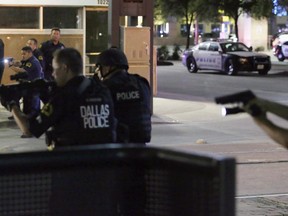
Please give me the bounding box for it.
[7,100,17,112]
[1,96,17,112]
[0,95,17,111]
[248,104,263,117]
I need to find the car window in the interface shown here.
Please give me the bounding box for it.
[208,43,219,51]
[221,43,249,52]
[199,43,208,51]
[278,34,288,43]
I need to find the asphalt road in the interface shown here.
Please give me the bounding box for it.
[156,60,288,103]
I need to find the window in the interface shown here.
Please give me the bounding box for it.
[277,24,288,32]
[208,43,219,52]
[193,23,204,34]
[43,7,82,29]
[211,24,220,34]
[180,24,191,37]
[0,7,84,30]
[86,10,108,53]
[0,7,39,29]
[199,44,208,51]
[155,23,169,37]
[197,24,204,35]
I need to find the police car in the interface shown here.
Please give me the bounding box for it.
[273,41,288,62]
[182,41,271,75]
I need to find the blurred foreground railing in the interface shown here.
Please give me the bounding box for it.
[0,144,236,216]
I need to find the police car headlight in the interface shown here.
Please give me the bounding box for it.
[239,58,248,64]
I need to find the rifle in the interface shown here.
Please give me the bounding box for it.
[0,78,57,103]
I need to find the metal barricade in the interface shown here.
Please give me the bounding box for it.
[0,145,235,216]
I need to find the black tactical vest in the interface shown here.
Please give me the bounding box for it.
[48,77,116,147]
[104,71,151,143]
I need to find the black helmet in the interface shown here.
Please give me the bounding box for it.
[97,48,129,70]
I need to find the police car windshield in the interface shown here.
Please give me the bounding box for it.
[221,43,249,53]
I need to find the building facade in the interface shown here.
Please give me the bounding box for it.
[0,0,109,83]
[154,15,270,52]
[0,0,280,84]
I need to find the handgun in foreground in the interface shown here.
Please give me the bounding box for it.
[215,90,261,116]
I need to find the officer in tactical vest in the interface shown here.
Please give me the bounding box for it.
[2,48,116,149]
[96,47,151,144]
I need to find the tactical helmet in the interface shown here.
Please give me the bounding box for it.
[97,48,129,70]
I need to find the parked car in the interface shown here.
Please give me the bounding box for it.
[182,41,271,76]
[273,41,288,62]
[272,31,288,49]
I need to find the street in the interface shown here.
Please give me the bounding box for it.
[156,60,288,102]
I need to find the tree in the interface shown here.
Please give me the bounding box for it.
[205,0,274,39]
[276,0,288,13]
[155,0,204,49]
[155,0,275,48]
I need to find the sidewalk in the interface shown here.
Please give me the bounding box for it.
[152,97,288,216]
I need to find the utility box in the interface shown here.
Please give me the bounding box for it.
[120,26,157,95]
[120,26,150,82]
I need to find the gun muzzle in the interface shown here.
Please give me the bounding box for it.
[221,107,244,116]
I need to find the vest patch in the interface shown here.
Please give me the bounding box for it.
[80,104,110,129]
[116,90,140,101]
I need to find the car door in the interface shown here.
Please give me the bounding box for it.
[205,42,222,70]
[194,42,209,69]
[282,41,288,58]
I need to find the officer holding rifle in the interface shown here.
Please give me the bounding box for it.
[8,46,43,133]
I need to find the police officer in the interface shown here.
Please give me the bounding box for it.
[26,38,45,71]
[40,27,65,81]
[9,46,43,136]
[96,47,151,144]
[4,48,116,148]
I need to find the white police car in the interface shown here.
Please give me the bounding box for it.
[182,41,271,75]
[274,41,288,61]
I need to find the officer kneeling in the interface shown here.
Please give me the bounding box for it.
[2,48,116,150]
[96,47,152,144]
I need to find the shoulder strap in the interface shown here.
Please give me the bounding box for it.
[76,78,91,96]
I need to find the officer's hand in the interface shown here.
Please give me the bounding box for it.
[11,60,21,67]
[9,66,18,73]
[243,98,265,117]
